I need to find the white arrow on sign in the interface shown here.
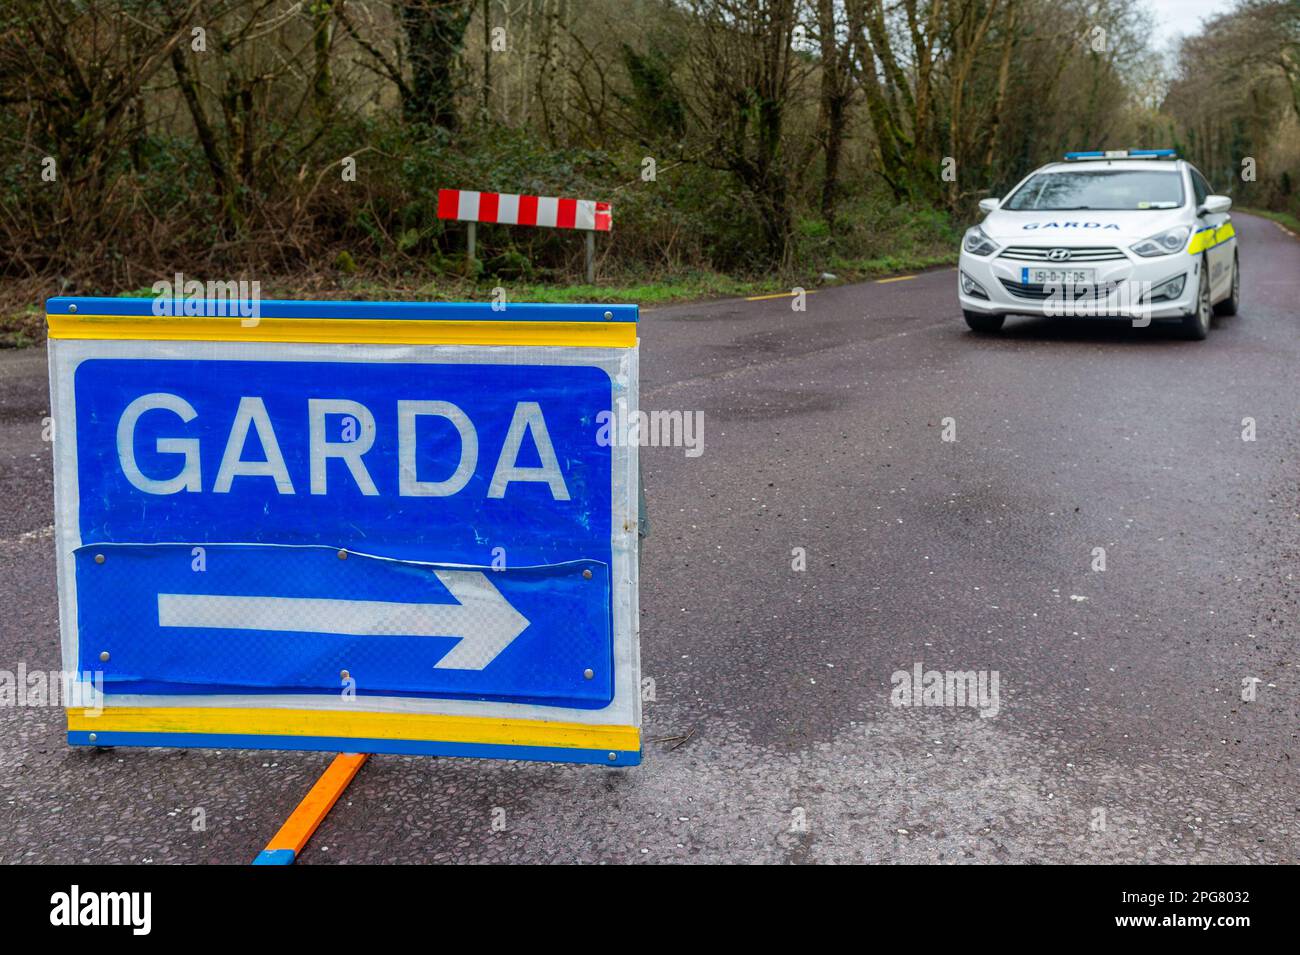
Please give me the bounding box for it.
[157,570,530,671]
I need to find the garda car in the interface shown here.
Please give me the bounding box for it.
[958,149,1239,339]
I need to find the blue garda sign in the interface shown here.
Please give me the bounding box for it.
[46,298,642,765]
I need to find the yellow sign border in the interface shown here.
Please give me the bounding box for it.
[68,706,639,752]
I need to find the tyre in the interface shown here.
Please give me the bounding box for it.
[964,311,1005,333]
[1180,261,1212,340]
[1213,253,1240,317]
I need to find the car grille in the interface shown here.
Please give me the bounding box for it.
[997,245,1127,262]
[998,278,1123,301]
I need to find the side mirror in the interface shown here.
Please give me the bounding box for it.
[1199,195,1232,216]
[978,197,1000,214]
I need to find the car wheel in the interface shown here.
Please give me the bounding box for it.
[1180,262,1212,340]
[1212,254,1240,317]
[964,311,1005,333]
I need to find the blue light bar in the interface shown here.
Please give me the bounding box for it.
[1064,149,1177,161]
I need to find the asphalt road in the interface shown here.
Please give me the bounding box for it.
[1,212,1296,864]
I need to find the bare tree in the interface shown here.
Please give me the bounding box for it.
[683,0,807,267]
[815,0,853,230]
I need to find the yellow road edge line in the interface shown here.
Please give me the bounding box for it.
[264,753,369,856]
[45,315,636,348]
[744,290,818,301]
[874,275,918,284]
[67,706,640,751]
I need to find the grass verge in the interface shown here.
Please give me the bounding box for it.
[0,305,42,349]
[0,249,958,348]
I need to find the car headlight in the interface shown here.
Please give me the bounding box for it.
[962,225,998,257]
[1130,226,1192,257]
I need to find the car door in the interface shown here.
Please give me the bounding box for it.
[1190,167,1232,299]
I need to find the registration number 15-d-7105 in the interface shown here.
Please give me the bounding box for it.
[1021,267,1096,285]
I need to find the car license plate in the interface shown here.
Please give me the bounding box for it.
[1022,266,1096,286]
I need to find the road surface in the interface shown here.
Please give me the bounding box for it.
[1,212,1296,863]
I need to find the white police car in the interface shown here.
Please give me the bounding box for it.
[958,149,1239,339]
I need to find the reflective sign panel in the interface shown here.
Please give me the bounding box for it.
[47,298,641,765]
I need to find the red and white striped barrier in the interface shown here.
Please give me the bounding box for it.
[437,189,612,232]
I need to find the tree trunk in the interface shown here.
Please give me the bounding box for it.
[170,44,242,233]
[482,0,492,115]
[847,0,910,198]
[816,0,850,229]
[397,0,474,129]
[311,1,336,116]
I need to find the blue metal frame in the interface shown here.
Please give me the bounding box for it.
[68,730,641,766]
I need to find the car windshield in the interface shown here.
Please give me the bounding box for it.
[1004,170,1185,211]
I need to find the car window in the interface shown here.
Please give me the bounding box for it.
[1003,170,1185,211]
[1190,169,1210,205]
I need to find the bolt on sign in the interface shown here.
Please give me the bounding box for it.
[45,298,641,765]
